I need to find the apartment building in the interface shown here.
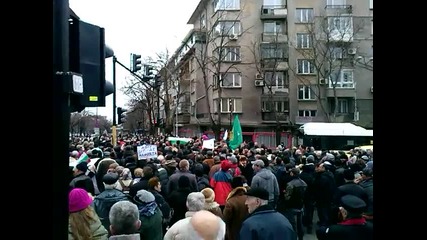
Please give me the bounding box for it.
[163,0,373,139]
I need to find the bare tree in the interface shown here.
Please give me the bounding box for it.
[289,8,371,122]
[69,111,112,135]
[248,28,290,144]
[153,50,189,135]
[187,2,253,139]
[122,74,158,135]
[70,110,91,135]
[121,99,148,133]
[122,51,188,136]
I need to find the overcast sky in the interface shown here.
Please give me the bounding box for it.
[69,0,200,120]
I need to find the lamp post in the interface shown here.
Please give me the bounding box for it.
[355,56,373,71]
[154,75,161,136]
[229,99,233,129]
[175,90,179,137]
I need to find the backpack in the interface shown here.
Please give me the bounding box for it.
[118,180,133,194]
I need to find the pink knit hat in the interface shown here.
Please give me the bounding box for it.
[69,188,93,213]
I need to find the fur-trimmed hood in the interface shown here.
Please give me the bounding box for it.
[226,186,248,201]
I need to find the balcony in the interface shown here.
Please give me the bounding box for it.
[177,114,191,124]
[325,5,353,16]
[261,112,289,122]
[261,33,288,43]
[326,88,356,98]
[261,89,289,98]
[261,59,289,70]
[179,73,191,85]
[261,5,287,20]
[295,116,323,124]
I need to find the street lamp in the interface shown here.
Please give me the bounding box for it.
[229,99,233,130]
[355,56,373,71]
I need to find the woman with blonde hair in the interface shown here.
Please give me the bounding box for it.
[68,188,108,240]
[201,187,224,219]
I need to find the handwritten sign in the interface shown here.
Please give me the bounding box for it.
[202,139,215,149]
[137,145,158,160]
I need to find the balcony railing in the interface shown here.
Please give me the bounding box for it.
[261,112,289,122]
[261,5,287,19]
[325,5,353,15]
[179,73,191,85]
[261,32,288,43]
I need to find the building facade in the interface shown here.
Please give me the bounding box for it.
[162,0,373,141]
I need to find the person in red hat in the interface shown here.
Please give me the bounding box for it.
[210,161,233,211]
[68,188,108,239]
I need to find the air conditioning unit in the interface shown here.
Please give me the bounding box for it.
[255,73,264,79]
[229,34,238,40]
[254,80,264,87]
[370,86,373,93]
[348,48,357,55]
[319,78,328,85]
[262,8,271,15]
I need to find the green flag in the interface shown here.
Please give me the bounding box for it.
[229,114,243,150]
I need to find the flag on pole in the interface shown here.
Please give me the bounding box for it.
[69,152,89,168]
[77,152,89,163]
[223,129,228,141]
[228,114,243,150]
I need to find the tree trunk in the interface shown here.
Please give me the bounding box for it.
[213,124,221,141]
[275,125,282,148]
[164,124,173,135]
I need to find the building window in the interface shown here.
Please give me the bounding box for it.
[263,0,284,5]
[296,33,311,48]
[327,16,353,41]
[220,72,242,88]
[329,98,349,113]
[370,0,373,9]
[327,0,346,6]
[297,59,315,74]
[264,72,287,88]
[213,0,240,11]
[330,47,346,59]
[200,14,206,29]
[298,110,317,117]
[262,101,289,112]
[329,69,354,88]
[216,98,242,113]
[337,99,348,113]
[216,47,241,62]
[328,16,352,31]
[214,21,241,36]
[261,44,286,59]
[296,8,313,23]
[263,21,283,34]
[298,85,315,100]
[191,79,196,93]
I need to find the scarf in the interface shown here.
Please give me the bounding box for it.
[138,202,158,217]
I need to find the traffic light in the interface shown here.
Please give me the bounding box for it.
[69,10,114,112]
[130,53,142,73]
[145,65,156,78]
[117,107,127,125]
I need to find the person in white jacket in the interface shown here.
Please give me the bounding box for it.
[163,192,205,240]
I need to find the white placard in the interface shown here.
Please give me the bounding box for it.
[137,144,158,160]
[202,139,215,149]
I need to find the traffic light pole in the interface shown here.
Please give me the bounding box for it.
[114,58,156,89]
[112,57,161,136]
[112,56,117,146]
[53,0,71,238]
